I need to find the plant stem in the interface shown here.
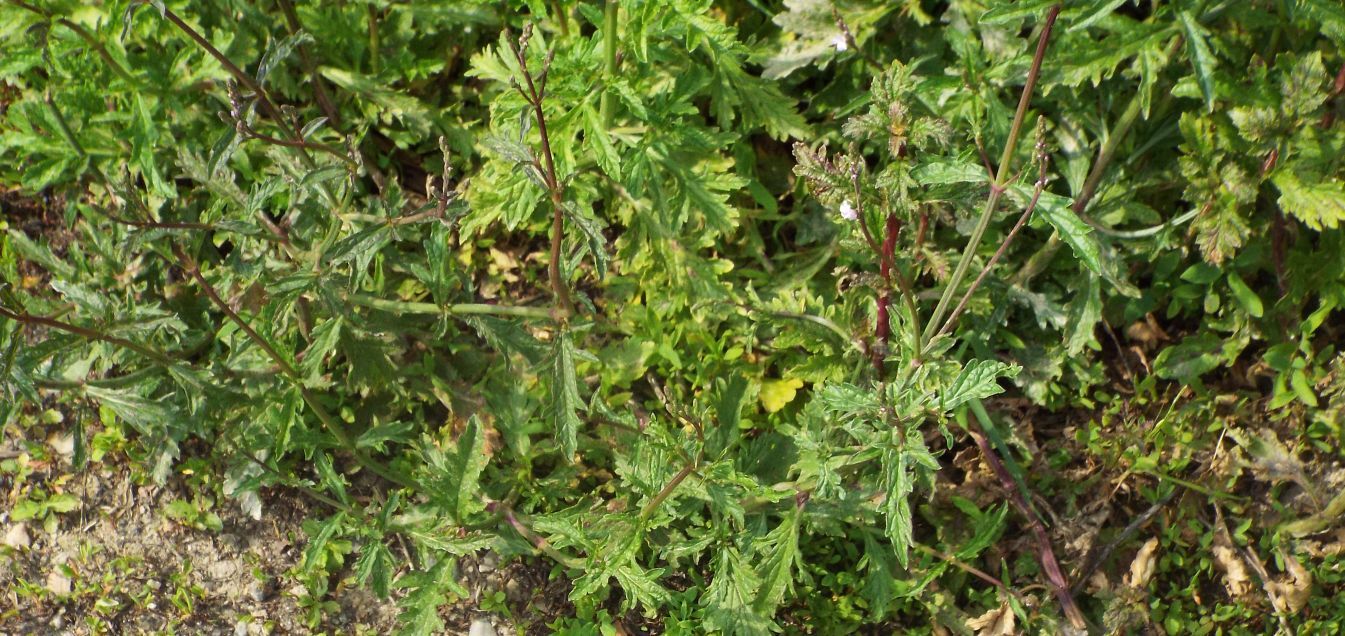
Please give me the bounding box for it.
[926,149,1050,351]
[600,0,620,127]
[638,461,696,525]
[874,213,900,373]
[0,305,182,368]
[157,6,348,229]
[922,5,1060,347]
[511,35,575,317]
[6,0,137,85]
[969,399,1086,630]
[367,4,381,75]
[173,246,417,491]
[344,292,555,320]
[1012,34,1182,287]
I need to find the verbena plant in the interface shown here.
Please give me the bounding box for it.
[2,0,1342,633]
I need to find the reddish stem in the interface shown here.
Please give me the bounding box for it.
[873,213,901,373]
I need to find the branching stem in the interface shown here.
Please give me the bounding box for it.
[922,5,1060,346]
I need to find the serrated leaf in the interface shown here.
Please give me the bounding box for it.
[581,101,620,179]
[912,159,987,186]
[550,331,585,461]
[883,444,916,567]
[462,316,547,364]
[299,317,342,383]
[1297,0,1345,43]
[395,559,454,636]
[83,386,172,436]
[1067,0,1129,33]
[355,540,394,598]
[1028,190,1104,274]
[424,416,488,522]
[357,420,416,451]
[1273,171,1345,230]
[704,547,770,635]
[302,513,346,573]
[323,225,391,268]
[941,359,1021,411]
[567,203,610,280]
[752,506,802,616]
[980,0,1057,25]
[1178,10,1217,113]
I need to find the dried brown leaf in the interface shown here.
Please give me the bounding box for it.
[1211,534,1253,598]
[1125,537,1160,589]
[1267,553,1313,615]
[965,601,1017,636]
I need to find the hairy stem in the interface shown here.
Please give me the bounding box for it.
[639,461,697,525]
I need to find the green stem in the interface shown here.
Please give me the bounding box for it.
[638,461,696,525]
[345,293,555,320]
[599,0,619,127]
[367,5,381,75]
[922,5,1060,346]
[157,6,349,235]
[44,92,86,159]
[35,365,161,390]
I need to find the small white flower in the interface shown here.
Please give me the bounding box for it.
[831,33,849,52]
[839,199,857,221]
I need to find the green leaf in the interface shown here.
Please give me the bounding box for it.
[323,225,392,268]
[395,559,454,636]
[912,159,986,186]
[1067,0,1129,32]
[752,506,802,616]
[424,416,488,522]
[550,330,585,461]
[355,541,394,598]
[941,359,1021,411]
[1273,171,1345,230]
[300,317,343,383]
[1297,0,1345,43]
[1028,190,1104,274]
[303,512,347,573]
[1065,273,1102,355]
[357,420,416,451]
[581,101,621,179]
[44,493,80,514]
[1178,10,1217,112]
[1226,271,1264,318]
[882,444,916,567]
[980,0,1057,25]
[704,547,770,636]
[566,202,610,280]
[83,386,172,437]
[1154,333,1222,380]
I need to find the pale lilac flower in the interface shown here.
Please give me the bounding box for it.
[831,33,849,52]
[839,199,857,221]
